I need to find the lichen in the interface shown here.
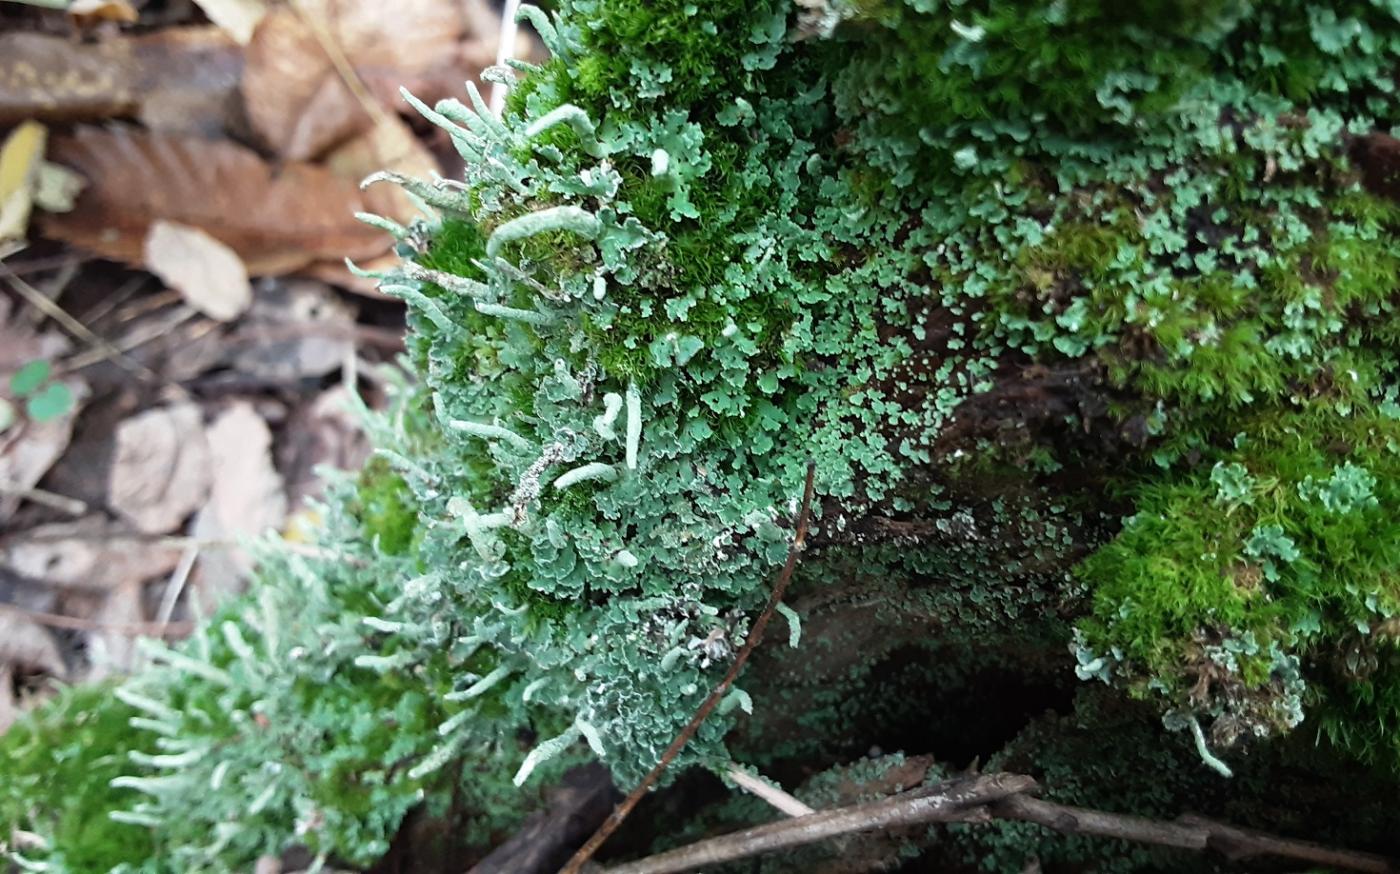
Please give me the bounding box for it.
[8,0,1400,870]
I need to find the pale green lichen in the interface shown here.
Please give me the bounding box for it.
[8,0,1400,871]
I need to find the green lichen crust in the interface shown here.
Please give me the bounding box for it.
[12,0,1400,870]
[363,0,1400,780]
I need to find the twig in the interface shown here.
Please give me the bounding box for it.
[153,545,199,635]
[996,796,1398,873]
[0,602,192,638]
[559,463,819,874]
[603,779,1399,874]
[0,482,89,516]
[604,774,1033,874]
[1,265,174,390]
[724,764,814,818]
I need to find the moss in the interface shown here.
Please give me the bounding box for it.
[0,684,157,873]
[353,457,418,556]
[1079,409,1400,763]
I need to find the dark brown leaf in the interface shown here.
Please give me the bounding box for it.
[43,126,389,275]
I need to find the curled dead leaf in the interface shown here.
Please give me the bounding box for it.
[190,402,286,612]
[324,113,440,226]
[240,0,488,161]
[144,220,253,322]
[67,0,140,26]
[191,0,269,45]
[107,403,212,534]
[0,610,66,680]
[2,516,184,592]
[43,126,389,275]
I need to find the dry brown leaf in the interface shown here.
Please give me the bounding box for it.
[68,0,140,25]
[144,220,253,322]
[43,126,389,275]
[0,299,88,524]
[240,0,475,161]
[107,403,212,533]
[0,120,46,243]
[189,402,286,612]
[191,0,268,44]
[301,252,395,297]
[325,112,441,226]
[0,611,66,679]
[0,29,243,136]
[2,515,183,592]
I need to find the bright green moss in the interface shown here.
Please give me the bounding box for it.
[353,457,418,556]
[1079,410,1400,762]
[0,685,156,873]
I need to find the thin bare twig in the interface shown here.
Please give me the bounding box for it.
[0,482,89,516]
[995,796,1398,874]
[604,774,1032,874]
[724,765,814,818]
[0,602,192,638]
[559,462,819,874]
[1,264,175,391]
[153,545,199,636]
[602,777,1399,874]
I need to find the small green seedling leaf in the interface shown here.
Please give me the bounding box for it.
[10,359,51,397]
[26,382,73,423]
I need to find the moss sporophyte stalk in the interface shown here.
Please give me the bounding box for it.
[6,0,1400,870]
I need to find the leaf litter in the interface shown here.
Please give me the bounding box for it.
[0,0,517,712]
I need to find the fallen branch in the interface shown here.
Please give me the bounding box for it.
[558,462,819,874]
[995,796,1399,873]
[724,764,814,818]
[600,774,1399,874]
[603,774,1035,874]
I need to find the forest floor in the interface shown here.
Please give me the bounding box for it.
[0,0,522,729]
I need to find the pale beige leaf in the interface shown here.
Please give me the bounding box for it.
[190,402,286,612]
[0,611,66,679]
[191,0,268,44]
[2,516,183,592]
[86,579,145,677]
[43,127,388,275]
[0,120,45,243]
[226,280,356,379]
[107,403,212,534]
[144,220,253,322]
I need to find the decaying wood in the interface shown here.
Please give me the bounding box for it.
[468,764,616,874]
